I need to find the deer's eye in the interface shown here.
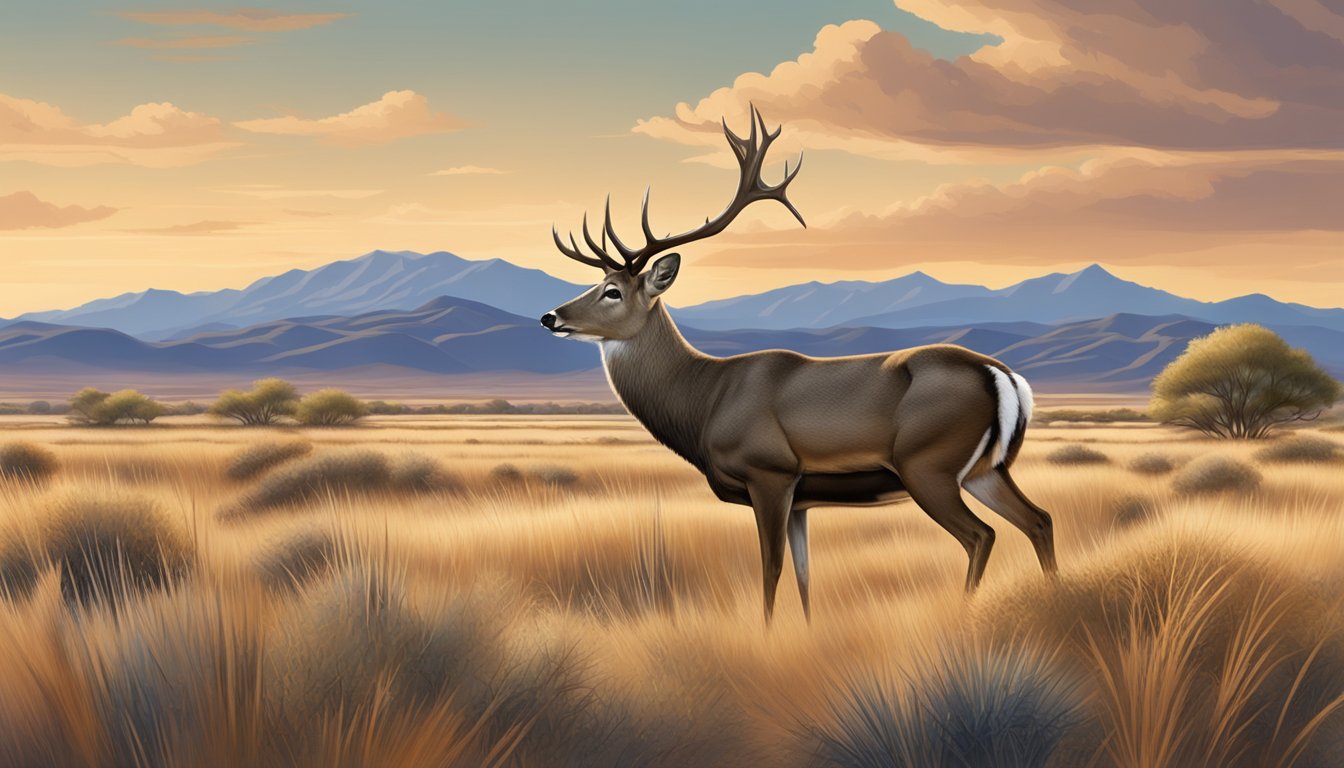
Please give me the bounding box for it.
[602,288,622,301]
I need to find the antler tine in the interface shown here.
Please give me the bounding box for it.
[580,213,618,271]
[602,196,637,263]
[552,225,608,269]
[640,186,656,245]
[721,116,750,164]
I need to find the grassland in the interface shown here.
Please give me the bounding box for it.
[1,413,1342,767]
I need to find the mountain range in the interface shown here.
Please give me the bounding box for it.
[3,251,1341,394]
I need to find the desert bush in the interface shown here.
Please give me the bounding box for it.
[26,400,51,414]
[67,387,164,425]
[389,453,455,493]
[0,441,58,481]
[810,649,1081,768]
[532,464,579,487]
[1046,444,1110,466]
[491,463,524,483]
[1151,324,1341,439]
[1037,408,1148,424]
[295,389,368,426]
[1255,434,1340,464]
[0,531,38,599]
[1171,455,1261,495]
[225,440,312,481]
[1127,452,1175,475]
[40,491,192,607]
[257,530,337,591]
[1111,494,1157,527]
[209,378,299,425]
[232,451,391,513]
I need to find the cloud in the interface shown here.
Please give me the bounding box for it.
[234,90,465,146]
[116,8,351,32]
[216,185,384,199]
[114,35,257,49]
[122,220,249,235]
[640,2,1344,155]
[429,165,510,176]
[0,191,117,230]
[0,92,236,166]
[698,155,1344,271]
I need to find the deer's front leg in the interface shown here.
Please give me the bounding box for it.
[746,473,798,624]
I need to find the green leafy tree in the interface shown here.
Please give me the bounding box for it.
[295,389,369,426]
[209,378,299,425]
[67,388,164,425]
[1150,324,1341,439]
[68,388,111,424]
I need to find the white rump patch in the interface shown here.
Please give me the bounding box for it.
[986,366,1021,466]
[1009,371,1034,425]
[958,428,993,486]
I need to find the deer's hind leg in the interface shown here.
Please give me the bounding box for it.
[964,466,1057,575]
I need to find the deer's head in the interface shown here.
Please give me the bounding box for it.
[541,107,805,342]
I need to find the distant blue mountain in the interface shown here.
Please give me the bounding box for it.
[671,271,992,330]
[10,250,586,340]
[679,264,1344,334]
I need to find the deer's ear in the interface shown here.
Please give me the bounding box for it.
[642,253,680,297]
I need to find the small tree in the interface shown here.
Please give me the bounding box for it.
[296,389,368,426]
[67,388,164,426]
[1150,324,1340,439]
[209,378,299,425]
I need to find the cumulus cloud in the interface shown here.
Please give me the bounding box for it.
[235,90,465,146]
[0,191,117,230]
[640,1,1344,154]
[116,8,351,32]
[0,92,236,166]
[429,165,510,176]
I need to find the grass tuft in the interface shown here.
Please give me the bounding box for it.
[1128,452,1175,475]
[0,441,59,481]
[40,490,193,608]
[1171,455,1261,495]
[1047,444,1110,466]
[1255,435,1339,464]
[225,439,312,481]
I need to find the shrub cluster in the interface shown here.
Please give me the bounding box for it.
[491,462,580,487]
[225,440,313,481]
[68,388,165,425]
[0,441,59,481]
[1036,408,1148,424]
[209,378,300,425]
[295,389,368,426]
[228,450,454,516]
[1170,455,1261,495]
[1254,435,1340,464]
[1127,452,1175,475]
[1046,445,1110,466]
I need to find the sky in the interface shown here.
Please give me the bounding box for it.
[1,0,1341,316]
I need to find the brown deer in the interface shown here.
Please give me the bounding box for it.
[541,108,1056,622]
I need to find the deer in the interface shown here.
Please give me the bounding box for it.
[541,108,1056,623]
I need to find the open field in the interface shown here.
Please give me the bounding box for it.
[1,415,1343,766]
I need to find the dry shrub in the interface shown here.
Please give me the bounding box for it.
[0,441,58,481]
[389,452,456,493]
[0,530,38,600]
[40,491,193,608]
[228,450,454,516]
[256,530,338,592]
[226,439,312,481]
[978,535,1344,768]
[490,462,579,488]
[1171,455,1261,495]
[491,463,524,483]
[809,648,1082,768]
[1111,494,1157,528]
[1046,445,1110,466]
[1255,435,1340,464]
[1128,452,1175,475]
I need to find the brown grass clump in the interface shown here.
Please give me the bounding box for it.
[491,463,524,483]
[1047,444,1110,466]
[1255,435,1340,464]
[229,450,455,516]
[489,462,579,488]
[1171,455,1261,495]
[0,441,58,481]
[809,648,1082,768]
[225,439,312,480]
[1127,452,1175,475]
[256,530,338,591]
[532,464,579,487]
[0,530,38,600]
[389,452,457,493]
[1111,494,1157,528]
[40,490,193,607]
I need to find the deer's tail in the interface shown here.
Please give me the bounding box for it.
[985,365,1034,469]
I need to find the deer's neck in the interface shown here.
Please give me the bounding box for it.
[600,303,720,472]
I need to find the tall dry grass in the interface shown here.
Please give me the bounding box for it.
[0,416,1341,766]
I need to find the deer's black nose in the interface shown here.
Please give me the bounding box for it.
[540,313,557,329]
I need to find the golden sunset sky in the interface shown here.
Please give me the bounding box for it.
[2,1,1341,316]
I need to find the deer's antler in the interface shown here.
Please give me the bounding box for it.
[553,105,805,274]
